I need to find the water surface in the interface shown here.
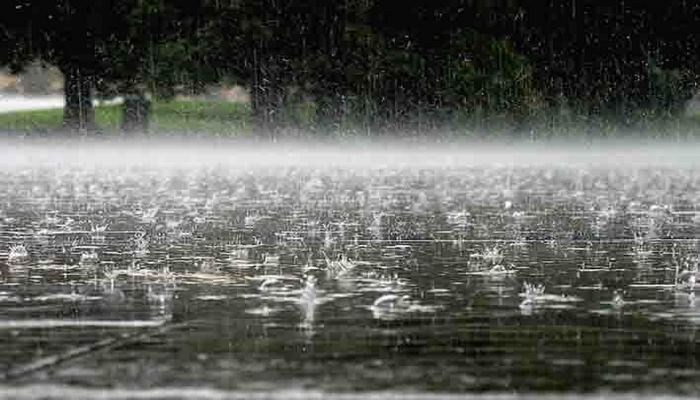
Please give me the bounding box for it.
[1,141,700,397]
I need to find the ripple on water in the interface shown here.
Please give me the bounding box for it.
[1,158,700,393]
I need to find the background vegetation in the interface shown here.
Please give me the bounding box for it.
[1,1,699,136]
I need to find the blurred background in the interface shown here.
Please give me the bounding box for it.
[1,1,699,137]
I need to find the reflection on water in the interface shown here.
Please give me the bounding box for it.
[1,151,700,394]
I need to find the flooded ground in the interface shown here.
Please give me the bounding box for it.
[1,141,700,398]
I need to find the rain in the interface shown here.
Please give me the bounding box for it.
[2,1,700,399]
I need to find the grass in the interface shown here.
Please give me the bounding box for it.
[1,97,699,139]
[0,100,251,136]
[151,100,250,135]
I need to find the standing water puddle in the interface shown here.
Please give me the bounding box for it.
[1,142,700,397]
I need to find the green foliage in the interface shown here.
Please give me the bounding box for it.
[512,0,700,118]
[151,100,251,134]
[0,100,250,135]
[647,61,698,116]
[2,0,700,135]
[0,105,121,133]
[440,33,538,116]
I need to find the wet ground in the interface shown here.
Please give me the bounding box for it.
[1,142,700,398]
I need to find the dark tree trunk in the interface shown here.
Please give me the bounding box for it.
[121,92,151,133]
[62,65,96,133]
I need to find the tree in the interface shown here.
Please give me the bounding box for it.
[1,0,220,134]
[77,0,221,133]
[511,0,700,117]
[341,0,528,125]
[1,0,113,132]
